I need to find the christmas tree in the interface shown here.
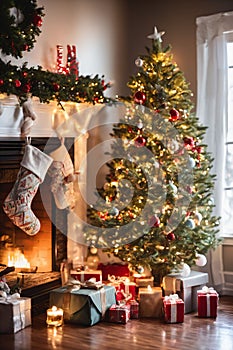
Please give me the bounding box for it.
[84,26,221,284]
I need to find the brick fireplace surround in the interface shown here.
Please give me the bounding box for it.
[0,137,74,314]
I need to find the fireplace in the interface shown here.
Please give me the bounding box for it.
[0,137,74,314]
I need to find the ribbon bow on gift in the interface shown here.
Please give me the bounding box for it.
[164,294,180,303]
[67,277,104,290]
[198,286,217,294]
[107,275,129,284]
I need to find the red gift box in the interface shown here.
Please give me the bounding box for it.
[70,270,102,283]
[98,263,130,281]
[163,294,184,323]
[197,286,219,318]
[119,280,136,301]
[107,276,136,302]
[107,304,130,324]
[128,300,139,319]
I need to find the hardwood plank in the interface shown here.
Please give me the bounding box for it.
[1,296,233,350]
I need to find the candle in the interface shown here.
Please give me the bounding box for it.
[138,286,162,318]
[46,306,63,327]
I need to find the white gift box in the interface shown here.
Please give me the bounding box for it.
[0,296,31,333]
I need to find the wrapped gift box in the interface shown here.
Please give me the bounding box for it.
[197,286,219,318]
[135,276,154,288]
[107,277,136,301]
[163,294,184,323]
[49,285,116,326]
[107,304,130,324]
[128,299,139,319]
[163,270,209,314]
[70,270,102,283]
[98,263,130,281]
[138,286,163,318]
[0,297,31,334]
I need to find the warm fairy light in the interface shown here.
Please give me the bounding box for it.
[147,285,152,292]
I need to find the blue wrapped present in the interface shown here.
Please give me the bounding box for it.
[49,285,116,326]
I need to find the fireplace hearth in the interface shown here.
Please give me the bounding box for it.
[0,137,74,314]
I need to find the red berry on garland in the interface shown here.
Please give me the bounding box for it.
[134,91,146,104]
[22,72,28,78]
[21,83,31,93]
[14,79,21,88]
[33,14,43,27]
[167,232,176,240]
[134,135,146,147]
[0,79,4,86]
[53,83,60,92]
[169,108,179,121]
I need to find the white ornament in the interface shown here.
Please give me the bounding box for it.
[180,263,191,277]
[185,218,196,229]
[167,139,179,154]
[135,57,143,67]
[194,212,203,225]
[195,254,207,267]
[137,120,143,129]
[188,157,196,168]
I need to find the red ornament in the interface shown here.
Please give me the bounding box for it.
[169,108,179,121]
[33,14,43,27]
[183,137,195,149]
[134,91,146,104]
[134,135,146,147]
[195,146,202,154]
[23,44,29,52]
[53,83,60,92]
[0,79,4,86]
[21,83,31,93]
[167,232,176,240]
[14,79,21,88]
[149,215,160,227]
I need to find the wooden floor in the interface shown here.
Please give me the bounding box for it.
[1,296,233,350]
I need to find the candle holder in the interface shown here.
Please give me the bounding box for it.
[46,306,64,327]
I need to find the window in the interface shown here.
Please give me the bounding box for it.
[222,35,233,236]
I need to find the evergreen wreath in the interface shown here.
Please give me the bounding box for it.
[0,0,45,58]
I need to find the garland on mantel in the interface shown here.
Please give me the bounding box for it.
[0,0,112,106]
[0,59,112,106]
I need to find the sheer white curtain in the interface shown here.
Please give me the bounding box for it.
[196,12,233,289]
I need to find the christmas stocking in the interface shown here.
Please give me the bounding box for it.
[48,143,76,210]
[3,145,53,236]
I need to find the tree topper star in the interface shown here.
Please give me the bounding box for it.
[147,26,165,42]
